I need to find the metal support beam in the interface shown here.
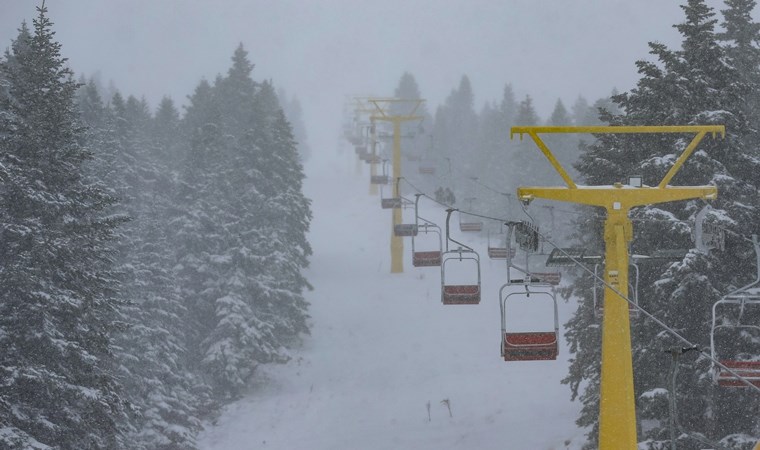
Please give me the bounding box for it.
[511,125,724,449]
[369,98,425,274]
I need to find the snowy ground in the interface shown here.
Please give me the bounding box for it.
[198,146,586,450]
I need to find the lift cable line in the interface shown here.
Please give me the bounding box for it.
[510,124,751,450]
[534,226,760,394]
[399,154,760,395]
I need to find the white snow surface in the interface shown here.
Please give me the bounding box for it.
[198,149,585,450]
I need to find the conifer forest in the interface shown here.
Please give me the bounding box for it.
[2,1,760,449]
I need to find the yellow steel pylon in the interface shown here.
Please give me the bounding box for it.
[511,125,724,449]
[369,98,425,274]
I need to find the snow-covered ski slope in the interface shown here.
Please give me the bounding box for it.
[199,147,585,450]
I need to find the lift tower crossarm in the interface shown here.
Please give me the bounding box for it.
[510,125,725,190]
[510,125,724,450]
[368,97,426,274]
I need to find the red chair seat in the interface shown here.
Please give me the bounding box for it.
[442,284,480,305]
[459,222,483,232]
[716,360,760,387]
[532,272,561,285]
[488,247,516,259]
[503,332,558,361]
[413,251,441,267]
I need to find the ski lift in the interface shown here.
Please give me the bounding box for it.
[411,195,442,267]
[487,226,515,260]
[692,204,726,253]
[513,220,560,284]
[500,283,559,361]
[419,164,435,175]
[531,271,562,286]
[354,145,368,157]
[394,184,419,237]
[710,235,760,388]
[458,199,483,232]
[498,222,559,360]
[362,153,381,164]
[441,208,481,305]
[515,220,539,253]
[503,222,554,286]
[380,177,402,209]
[371,160,391,185]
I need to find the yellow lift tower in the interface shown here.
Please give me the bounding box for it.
[369,97,425,273]
[511,125,724,449]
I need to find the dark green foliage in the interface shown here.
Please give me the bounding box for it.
[0,5,127,448]
[1,7,312,447]
[171,47,312,401]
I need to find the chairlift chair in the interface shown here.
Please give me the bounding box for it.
[487,229,516,260]
[512,221,560,285]
[458,198,483,232]
[499,284,559,361]
[410,194,442,266]
[710,235,760,388]
[692,204,726,253]
[419,165,435,175]
[371,175,390,185]
[441,209,481,305]
[371,159,391,185]
[394,195,418,236]
[380,177,402,209]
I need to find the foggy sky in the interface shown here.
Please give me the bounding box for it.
[0,0,742,153]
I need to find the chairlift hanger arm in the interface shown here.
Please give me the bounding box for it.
[444,209,475,252]
[518,186,717,209]
[368,98,425,121]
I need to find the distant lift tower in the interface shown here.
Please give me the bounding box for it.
[369,98,425,273]
[511,125,724,450]
[352,97,385,195]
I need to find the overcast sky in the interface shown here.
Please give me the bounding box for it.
[0,0,744,152]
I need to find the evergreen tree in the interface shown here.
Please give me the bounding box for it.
[151,96,182,166]
[432,75,479,200]
[565,1,760,447]
[172,47,312,402]
[0,5,127,448]
[277,88,310,162]
[392,72,432,189]
[719,0,760,153]
[90,90,204,450]
[500,83,518,128]
[571,95,593,125]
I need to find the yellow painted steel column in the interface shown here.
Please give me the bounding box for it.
[391,119,404,273]
[511,125,724,450]
[599,210,637,449]
[369,120,378,195]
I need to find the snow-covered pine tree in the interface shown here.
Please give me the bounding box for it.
[0,5,128,448]
[249,81,312,346]
[93,90,205,450]
[171,77,232,401]
[173,46,312,402]
[277,88,310,163]
[565,1,760,447]
[391,72,433,190]
[473,101,511,218]
[719,0,760,155]
[151,96,182,165]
